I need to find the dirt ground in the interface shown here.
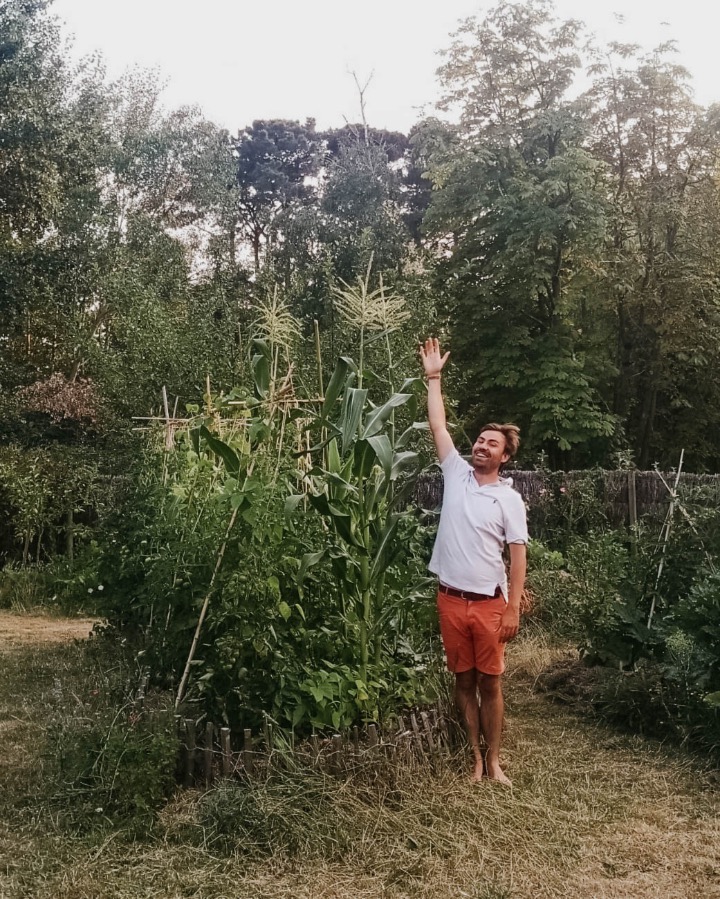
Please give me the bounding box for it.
[0,610,98,647]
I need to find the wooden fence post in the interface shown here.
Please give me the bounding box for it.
[331,734,343,775]
[183,719,196,787]
[203,721,214,787]
[243,728,253,776]
[220,727,232,777]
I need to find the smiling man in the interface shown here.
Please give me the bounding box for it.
[420,337,528,785]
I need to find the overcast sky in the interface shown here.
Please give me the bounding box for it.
[51,0,720,134]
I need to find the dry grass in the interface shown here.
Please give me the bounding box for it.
[0,609,98,647]
[0,626,718,899]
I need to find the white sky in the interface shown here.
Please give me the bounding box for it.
[51,0,720,134]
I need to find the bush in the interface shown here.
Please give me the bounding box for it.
[526,531,655,667]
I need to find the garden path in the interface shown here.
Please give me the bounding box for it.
[0,609,97,647]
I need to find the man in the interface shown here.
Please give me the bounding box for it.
[420,337,528,785]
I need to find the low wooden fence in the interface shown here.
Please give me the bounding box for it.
[175,705,461,789]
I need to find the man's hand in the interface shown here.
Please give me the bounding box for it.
[497,605,520,643]
[419,337,450,377]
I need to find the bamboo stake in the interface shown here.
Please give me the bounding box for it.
[648,450,684,629]
[420,712,436,754]
[162,386,174,451]
[331,734,343,774]
[175,506,239,710]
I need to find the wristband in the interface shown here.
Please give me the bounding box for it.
[426,374,441,381]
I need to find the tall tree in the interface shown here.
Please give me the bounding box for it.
[423,0,614,462]
[587,41,720,467]
[232,119,324,272]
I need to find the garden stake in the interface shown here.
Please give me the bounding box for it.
[175,506,239,710]
[648,450,684,629]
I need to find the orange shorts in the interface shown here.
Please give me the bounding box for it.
[436,588,507,675]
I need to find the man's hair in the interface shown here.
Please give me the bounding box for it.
[479,422,521,460]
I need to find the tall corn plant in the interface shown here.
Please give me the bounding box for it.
[290,267,426,700]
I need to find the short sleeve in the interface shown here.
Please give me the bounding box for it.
[503,492,529,544]
[439,448,471,479]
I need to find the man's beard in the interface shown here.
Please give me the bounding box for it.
[472,453,500,473]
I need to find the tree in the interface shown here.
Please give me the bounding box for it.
[233,118,324,272]
[422,0,615,462]
[587,41,720,467]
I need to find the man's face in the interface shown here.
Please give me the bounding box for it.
[472,430,509,473]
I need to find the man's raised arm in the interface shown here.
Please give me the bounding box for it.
[420,337,455,463]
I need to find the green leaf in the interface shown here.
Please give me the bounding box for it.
[199,426,240,475]
[352,439,377,480]
[370,513,402,581]
[251,340,271,399]
[189,426,201,455]
[278,601,292,621]
[298,550,327,586]
[391,450,419,480]
[361,393,412,439]
[396,421,430,450]
[308,493,357,546]
[321,356,355,419]
[284,494,304,517]
[367,434,393,481]
[340,387,368,454]
[327,437,342,473]
[291,703,307,728]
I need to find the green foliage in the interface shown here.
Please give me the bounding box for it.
[41,634,179,831]
[48,701,178,831]
[526,469,610,549]
[527,531,653,667]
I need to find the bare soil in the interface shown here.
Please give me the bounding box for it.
[0,610,98,648]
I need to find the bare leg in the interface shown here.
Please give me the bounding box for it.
[478,673,511,785]
[454,669,483,782]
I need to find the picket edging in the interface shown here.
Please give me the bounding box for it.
[174,705,463,788]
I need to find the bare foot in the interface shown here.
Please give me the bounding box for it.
[485,754,512,786]
[470,755,484,783]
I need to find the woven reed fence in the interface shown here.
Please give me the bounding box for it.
[413,468,720,525]
[175,705,461,789]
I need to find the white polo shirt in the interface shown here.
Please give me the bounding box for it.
[428,449,528,598]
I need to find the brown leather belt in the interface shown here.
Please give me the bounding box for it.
[439,583,502,602]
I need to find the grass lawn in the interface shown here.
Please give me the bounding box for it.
[0,617,718,899]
